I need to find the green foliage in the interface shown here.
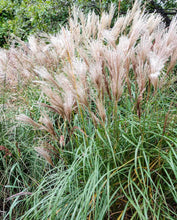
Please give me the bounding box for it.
[2,82,177,219]
[0,85,49,219]
[0,0,72,47]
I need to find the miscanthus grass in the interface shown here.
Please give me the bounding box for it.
[1,0,177,219]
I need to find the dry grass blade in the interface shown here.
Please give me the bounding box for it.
[7,192,32,201]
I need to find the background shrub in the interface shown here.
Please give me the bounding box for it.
[0,0,72,47]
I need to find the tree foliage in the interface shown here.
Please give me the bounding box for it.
[0,0,72,47]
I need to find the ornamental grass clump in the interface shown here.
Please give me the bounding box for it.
[15,1,177,125]
[3,1,177,219]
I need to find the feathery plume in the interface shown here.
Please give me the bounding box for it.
[35,147,54,167]
[16,114,41,128]
[28,36,38,53]
[39,113,56,136]
[96,98,106,122]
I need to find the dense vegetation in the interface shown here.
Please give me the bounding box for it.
[0,0,177,219]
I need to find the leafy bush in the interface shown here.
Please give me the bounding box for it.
[0,0,72,47]
[1,1,177,219]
